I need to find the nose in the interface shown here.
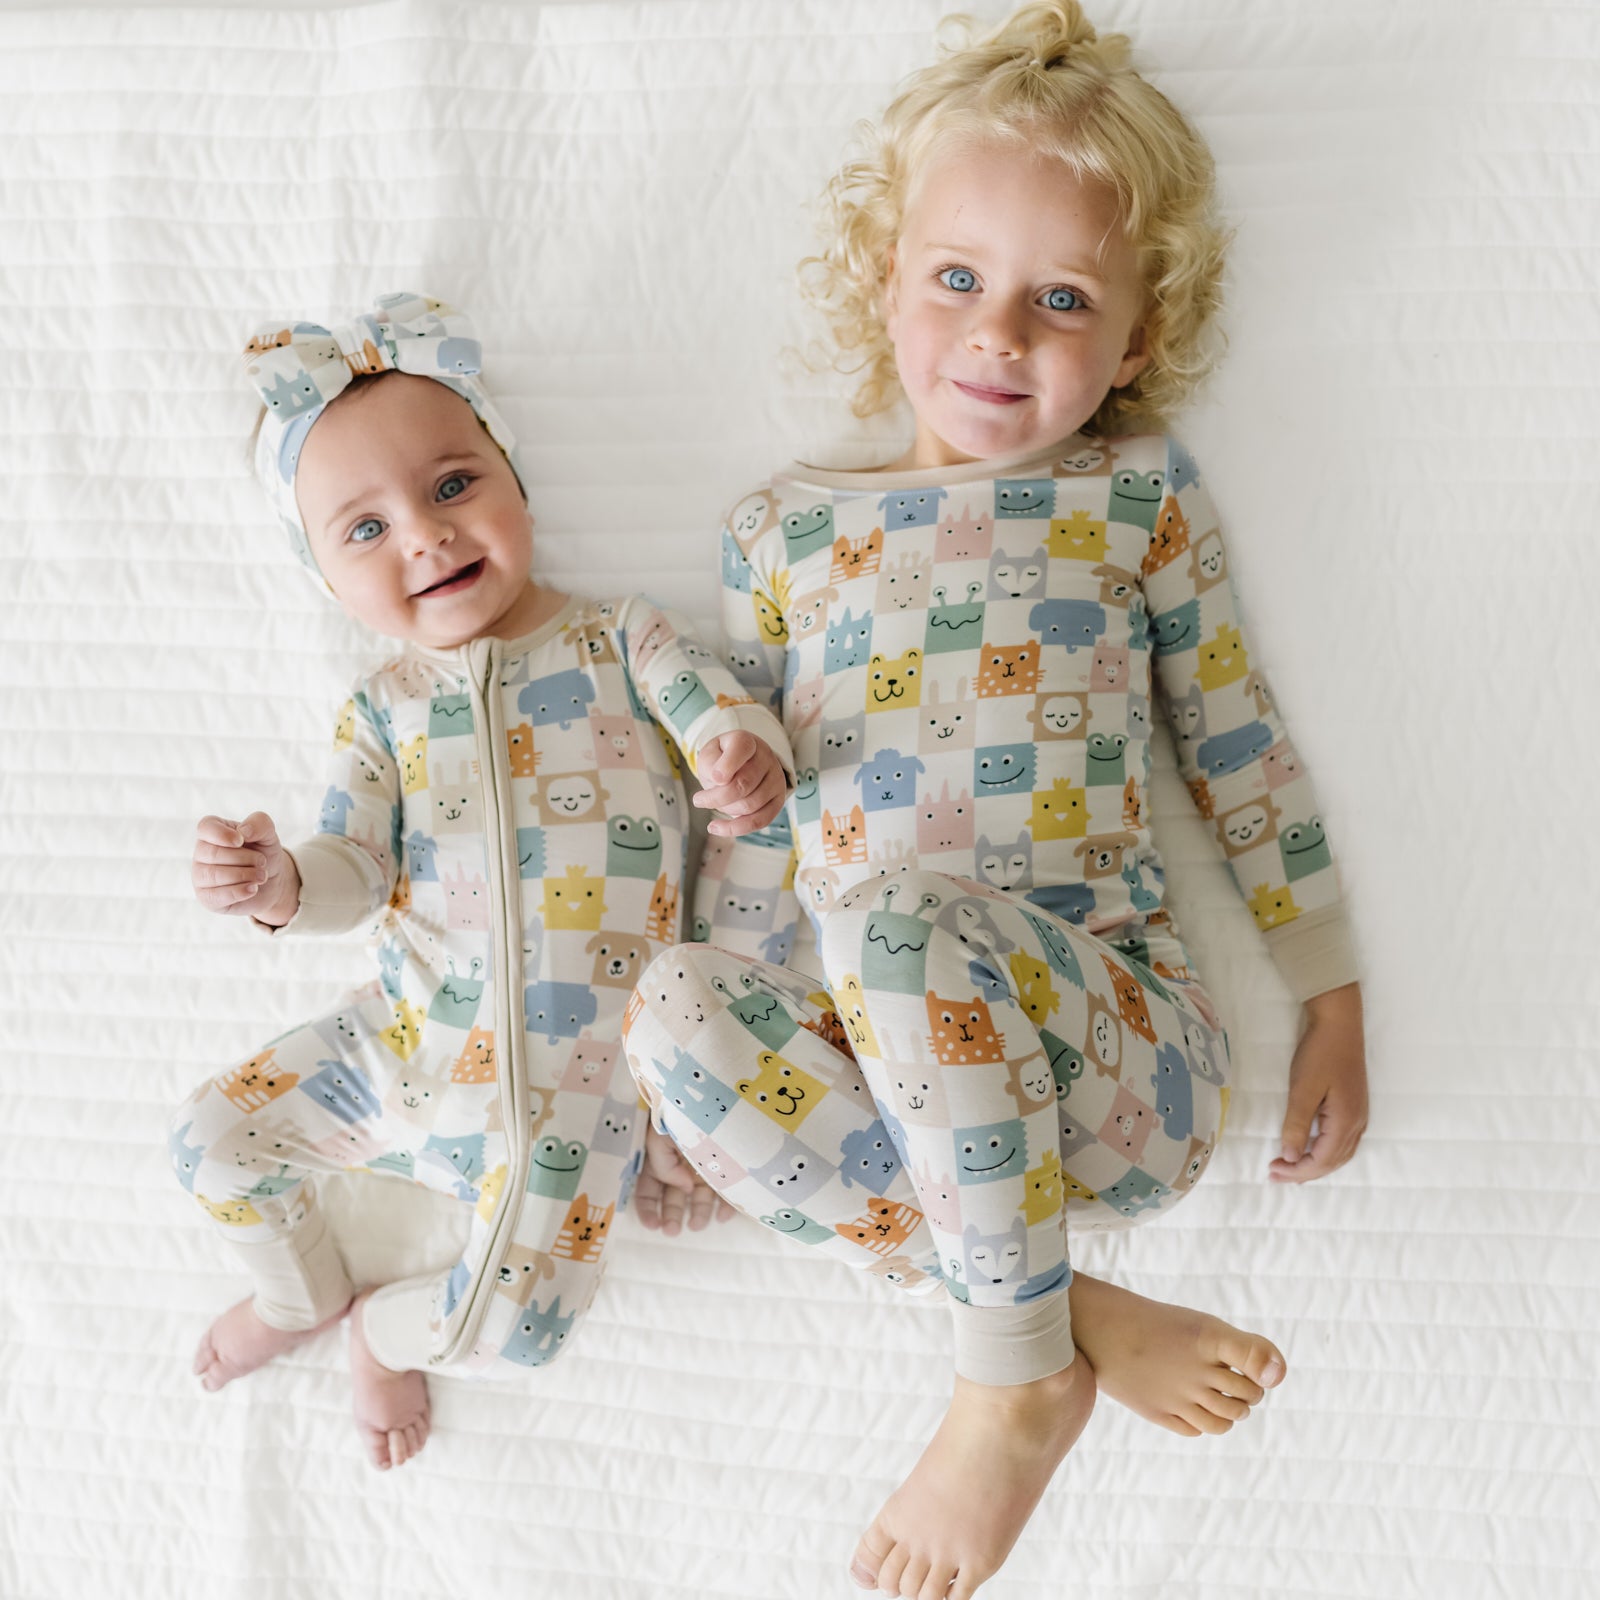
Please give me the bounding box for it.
[393,500,456,557]
[965,295,1029,359]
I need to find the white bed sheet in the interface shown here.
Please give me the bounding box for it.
[0,2,1595,1596]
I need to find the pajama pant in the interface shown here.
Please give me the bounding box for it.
[621,870,1229,1384]
[170,977,644,1378]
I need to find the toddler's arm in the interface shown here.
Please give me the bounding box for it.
[1144,436,1367,1178]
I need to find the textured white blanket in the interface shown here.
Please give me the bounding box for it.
[1,2,1595,1596]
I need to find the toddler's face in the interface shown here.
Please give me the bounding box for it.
[884,140,1152,469]
[295,373,535,648]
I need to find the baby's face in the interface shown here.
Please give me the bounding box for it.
[295,373,537,648]
[884,140,1153,470]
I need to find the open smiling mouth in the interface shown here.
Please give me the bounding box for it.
[415,559,485,598]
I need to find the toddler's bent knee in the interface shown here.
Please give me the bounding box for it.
[626,941,724,1053]
[633,941,705,996]
[819,866,976,976]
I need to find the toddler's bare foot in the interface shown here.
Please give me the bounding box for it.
[348,1290,431,1470]
[849,1356,1096,1599]
[1068,1273,1286,1436]
[193,1295,349,1392]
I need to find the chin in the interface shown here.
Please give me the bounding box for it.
[938,418,1043,464]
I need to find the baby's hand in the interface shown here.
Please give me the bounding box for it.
[692,730,789,838]
[633,1124,736,1236]
[192,812,302,926]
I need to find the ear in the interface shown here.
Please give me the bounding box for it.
[882,243,901,341]
[1110,316,1153,390]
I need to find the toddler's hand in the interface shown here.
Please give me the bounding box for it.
[192,812,302,927]
[1270,982,1369,1184]
[633,1124,735,1236]
[692,730,789,838]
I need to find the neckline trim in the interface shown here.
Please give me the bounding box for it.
[407,592,584,669]
[783,432,1092,491]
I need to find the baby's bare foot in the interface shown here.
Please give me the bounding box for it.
[1068,1273,1285,1436]
[849,1356,1096,1599]
[348,1291,431,1471]
[193,1295,349,1392]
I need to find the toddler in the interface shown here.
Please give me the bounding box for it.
[172,292,789,1469]
[620,6,1369,1595]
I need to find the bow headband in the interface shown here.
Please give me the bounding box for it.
[242,291,528,594]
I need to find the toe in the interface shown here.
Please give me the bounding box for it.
[899,1556,931,1598]
[192,1331,214,1378]
[1212,1369,1264,1407]
[876,1543,910,1596]
[850,1523,890,1590]
[1178,1402,1233,1436]
[1199,1391,1252,1424]
[919,1565,957,1600]
[1157,1410,1202,1438]
[1215,1329,1286,1389]
[363,1426,390,1470]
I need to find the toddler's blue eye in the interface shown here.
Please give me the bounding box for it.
[939,267,976,292]
[351,518,384,543]
[438,474,470,500]
[1043,287,1082,312]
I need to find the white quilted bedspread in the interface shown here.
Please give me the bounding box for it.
[0,2,1595,1596]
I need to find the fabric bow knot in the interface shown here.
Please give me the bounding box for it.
[241,291,525,593]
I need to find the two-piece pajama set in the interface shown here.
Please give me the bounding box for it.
[620,431,1359,1383]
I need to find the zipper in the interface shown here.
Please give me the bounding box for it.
[430,634,531,1366]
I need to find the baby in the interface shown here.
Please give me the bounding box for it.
[621,4,1369,1595]
[172,292,789,1468]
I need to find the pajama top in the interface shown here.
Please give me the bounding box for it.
[697,431,1358,1003]
[264,593,791,1364]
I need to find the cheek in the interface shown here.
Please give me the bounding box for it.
[890,304,944,382]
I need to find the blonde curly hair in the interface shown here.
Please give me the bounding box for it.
[801,1,1232,437]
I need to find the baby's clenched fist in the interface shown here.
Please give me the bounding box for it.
[192,811,301,926]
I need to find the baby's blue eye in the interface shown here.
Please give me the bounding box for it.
[350,518,384,543]
[438,473,470,500]
[1043,287,1082,312]
[939,267,976,292]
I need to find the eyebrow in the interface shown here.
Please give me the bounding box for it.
[321,450,486,530]
[921,241,1107,286]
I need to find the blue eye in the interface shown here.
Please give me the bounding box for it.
[1043,287,1082,312]
[939,267,976,292]
[438,473,470,500]
[350,518,384,544]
